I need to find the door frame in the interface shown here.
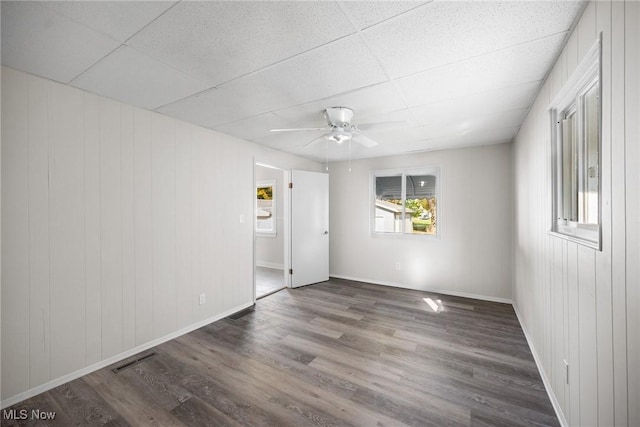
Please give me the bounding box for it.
[253,161,291,302]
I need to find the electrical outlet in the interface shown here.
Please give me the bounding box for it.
[199,293,206,305]
[395,261,401,271]
[239,214,245,224]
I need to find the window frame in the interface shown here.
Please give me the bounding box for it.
[256,179,276,236]
[549,36,602,250]
[370,166,441,238]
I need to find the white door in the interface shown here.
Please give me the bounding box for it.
[290,170,329,288]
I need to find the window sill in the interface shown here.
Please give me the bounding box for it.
[256,231,277,238]
[548,230,600,251]
[372,231,440,240]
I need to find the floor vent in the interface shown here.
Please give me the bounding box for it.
[227,304,256,320]
[112,351,156,374]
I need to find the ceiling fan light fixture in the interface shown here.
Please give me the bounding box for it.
[325,131,352,144]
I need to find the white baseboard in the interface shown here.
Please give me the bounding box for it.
[329,274,512,304]
[512,303,568,427]
[256,261,284,270]
[0,301,254,410]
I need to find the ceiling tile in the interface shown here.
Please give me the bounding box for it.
[408,81,541,127]
[274,82,407,128]
[339,1,429,30]
[70,46,211,110]
[128,1,356,85]
[40,1,177,43]
[158,35,388,128]
[396,34,564,108]
[1,1,120,83]
[364,0,584,78]
[214,113,300,142]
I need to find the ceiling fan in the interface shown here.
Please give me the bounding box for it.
[270,107,400,148]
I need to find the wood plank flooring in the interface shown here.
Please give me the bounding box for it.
[2,278,559,426]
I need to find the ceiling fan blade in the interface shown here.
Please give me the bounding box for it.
[355,121,405,132]
[304,135,326,147]
[352,133,379,148]
[270,127,329,132]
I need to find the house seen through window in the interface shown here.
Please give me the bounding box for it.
[373,168,440,236]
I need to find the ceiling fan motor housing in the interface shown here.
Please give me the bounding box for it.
[324,107,354,127]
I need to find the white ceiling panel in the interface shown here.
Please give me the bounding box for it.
[70,46,211,110]
[158,35,388,128]
[396,34,565,108]
[40,1,177,43]
[398,108,529,142]
[253,130,327,153]
[409,81,541,127]
[2,1,586,162]
[274,82,407,128]
[363,0,584,78]
[214,113,299,143]
[155,87,231,129]
[128,1,356,85]
[1,1,120,83]
[339,1,429,30]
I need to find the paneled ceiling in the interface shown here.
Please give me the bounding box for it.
[1,1,585,162]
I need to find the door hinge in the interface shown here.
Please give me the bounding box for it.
[289,182,293,189]
[289,268,293,275]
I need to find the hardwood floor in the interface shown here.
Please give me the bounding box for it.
[2,278,559,426]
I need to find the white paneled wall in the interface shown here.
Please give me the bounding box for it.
[329,143,513,302]
[0,67,320,405]
[512,1,639,426]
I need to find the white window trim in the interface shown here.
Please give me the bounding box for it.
[549,36,602,250]
[370,166,441,239]
[256,179,276,236]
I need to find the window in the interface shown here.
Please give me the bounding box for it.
[550,37,601,249]
[256,180,276,235]
[372,167,440,236]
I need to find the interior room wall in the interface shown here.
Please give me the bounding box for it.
[255,165,284,270]
[511,1,639,426]
[329,142,513,302]
[0,66,321,406]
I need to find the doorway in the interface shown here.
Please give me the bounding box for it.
[254,163,288,299]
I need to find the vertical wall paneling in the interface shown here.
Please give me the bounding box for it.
[566,243,580,426]
[551,238,565,413]
[175,121,193,328]
[562,238,570,418]
[27,74,50,387]
[133,109,153,345]
[1,68,30,398]
[594,1,615,425]
[190,128,201,321]
[235,144,254,307]
[578,2,597,60]
[624,1,640,425]
[577,246,598,425]
[513,1,640,426]
[99,97,123,360]
[49,83,86,377]
[1,67,321,405]
[121,105,136,351]
[610,2,628,426]
[151,114,177,337]
[84,92,102,366]
[192,129,204,321]
[219,138,233,313]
